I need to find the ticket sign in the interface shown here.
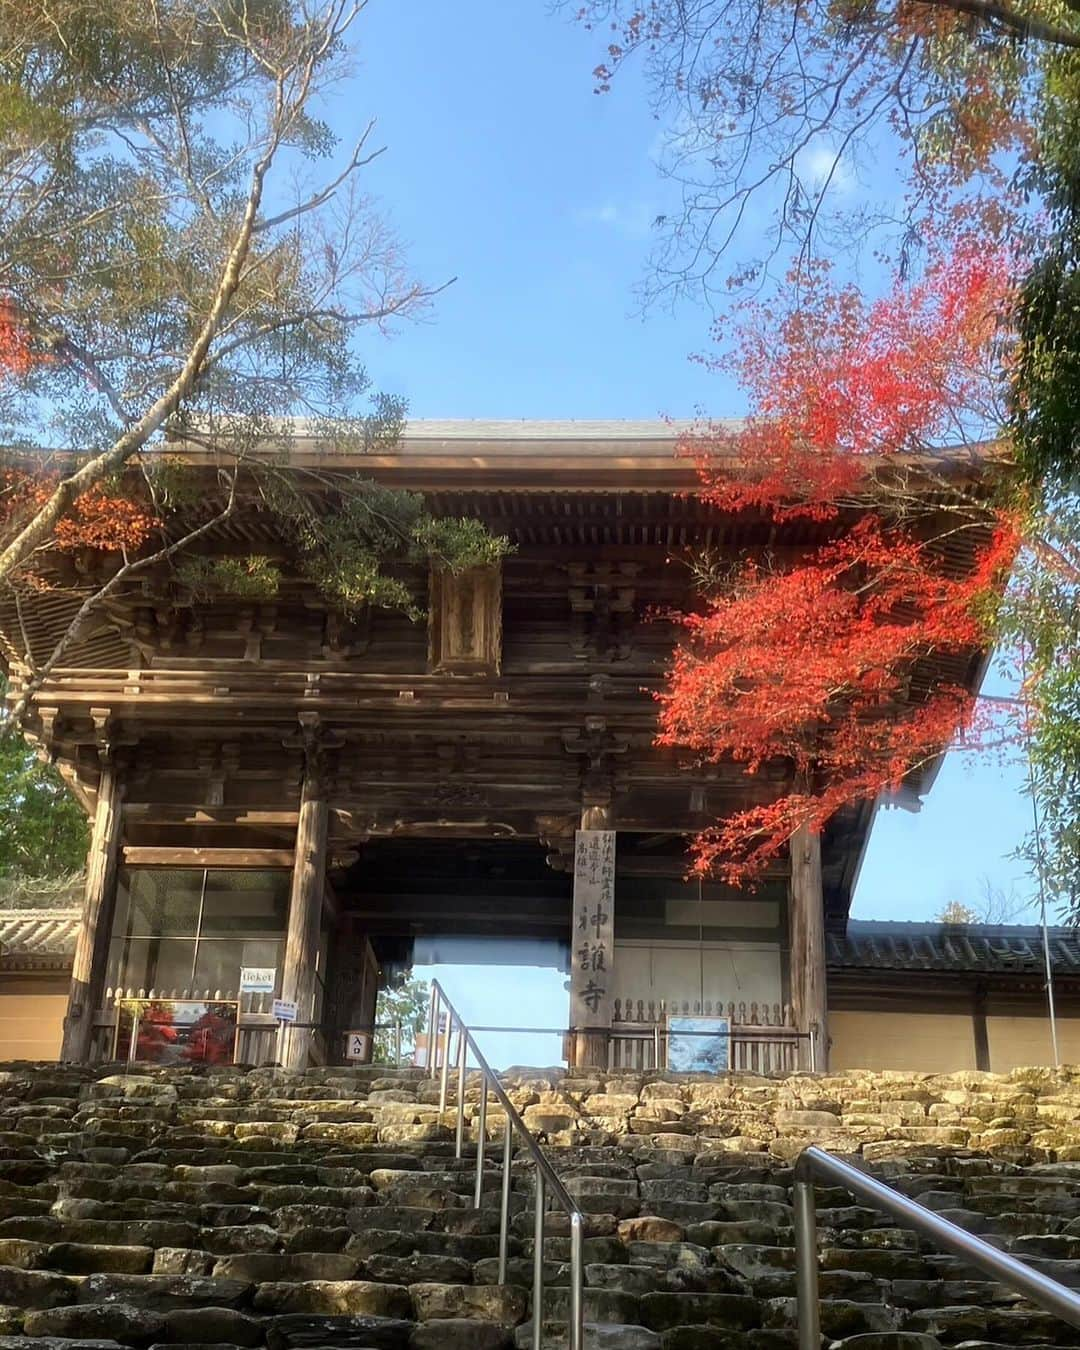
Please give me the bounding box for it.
[272,998,298,1023]
[345,1031,370,1062]
[240,967,276,993]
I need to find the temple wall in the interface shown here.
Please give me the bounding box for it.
[830,1007,1080,1075]
[987,1015,1080,1071]
[0,975,68,1059]
[613,939,783,1014]
[830,1009,978,1073]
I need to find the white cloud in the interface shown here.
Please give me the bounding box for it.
[797,142,856,194]
[572,201,655,238]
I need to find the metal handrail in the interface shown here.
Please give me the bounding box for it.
[426,979,584,1350]
[794,1144,1080,1349]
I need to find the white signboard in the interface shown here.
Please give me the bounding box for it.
[240,967,276,994]
[570,828,615,1029]
[345,1031,370,1062]
[272,998,298,1023]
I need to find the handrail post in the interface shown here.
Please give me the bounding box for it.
[532,1171,545,1350]
[498,1112,512,1284]
[455,1026,467,1159]
[569,1210,584,1350]
[128,1005,141,1065]
[420,977,588,1350]
[795,1177,821,1350]
[439,1013,452,1113]
[474,1073,488,1208]
[425,983,437,1076]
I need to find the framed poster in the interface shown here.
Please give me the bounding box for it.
[667,1015,731,1073]
[115,999,239,1066]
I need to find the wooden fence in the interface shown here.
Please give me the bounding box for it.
[610,996,805,1073]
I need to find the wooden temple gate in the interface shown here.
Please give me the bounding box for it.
[0,423,988,1072]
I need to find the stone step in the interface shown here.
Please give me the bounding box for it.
[5,1065,1080,1350]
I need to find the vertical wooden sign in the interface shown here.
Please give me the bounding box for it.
[570,828,615,1029]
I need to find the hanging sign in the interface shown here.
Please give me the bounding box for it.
[345,1031,370,1062]
[570,828,615,1029]
[272,998,298,1023]
[240,967,276,994]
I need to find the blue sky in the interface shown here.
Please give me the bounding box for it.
[329,0,730,417]
[336,3,1042,1059]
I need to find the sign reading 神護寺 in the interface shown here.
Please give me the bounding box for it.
[570,828,615,1029]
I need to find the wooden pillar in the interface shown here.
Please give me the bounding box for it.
[789,824,828,1071]
[973,983,990,1071]
[570,805,615,1070]
[279,767,328,1070]
[61,761,122,1062]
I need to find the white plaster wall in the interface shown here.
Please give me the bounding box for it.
[613,940,783,1017]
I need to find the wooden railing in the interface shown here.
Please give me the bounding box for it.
[610,996,805,1073]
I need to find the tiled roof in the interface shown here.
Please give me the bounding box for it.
[0,909,81,959]
[400,420,707,440]
[829,919,1080,976]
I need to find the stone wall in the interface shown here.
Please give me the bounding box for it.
[3,1060,1080,1349]
[502,1064,1080,1163]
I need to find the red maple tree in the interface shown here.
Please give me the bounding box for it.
[0,301,160,562]
[661,239,1021,884]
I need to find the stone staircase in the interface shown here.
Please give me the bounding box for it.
[2,1063,1080,1350]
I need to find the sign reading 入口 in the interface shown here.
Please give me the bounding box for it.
[345,1031,370,1062]
[570,828,615,1029]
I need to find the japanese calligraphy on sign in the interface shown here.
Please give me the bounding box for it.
[570,828,615,1028]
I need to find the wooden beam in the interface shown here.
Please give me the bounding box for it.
[789,825,828,1070]
[61,762,122,1062]
[123,805,299,826]
[121,846,294,867]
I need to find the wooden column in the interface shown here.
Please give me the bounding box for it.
[279,760,329,1070]
[61,761,122,1062]
[570,805,615,1070]
[789,824,828,1071]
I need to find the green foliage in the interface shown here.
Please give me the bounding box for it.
[0,2,421,460]
[374,975,430,1065]
[1011,54,1080,495]
[259,473,511,620]
[1025,652,1080,911]
[0,729,87,878]
[994,494,1080,916]
[176,554,281,600]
